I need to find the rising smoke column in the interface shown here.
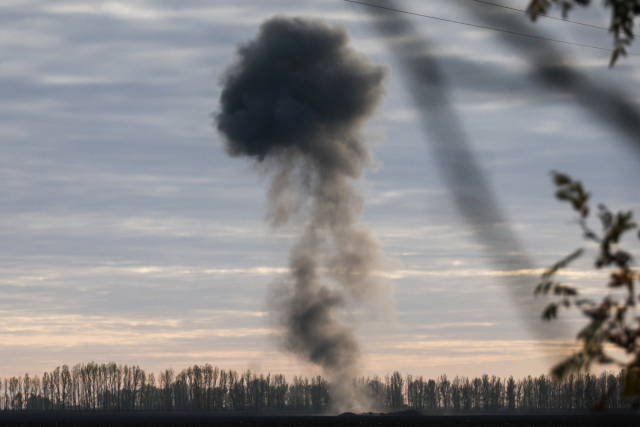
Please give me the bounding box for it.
[215,16,389,410]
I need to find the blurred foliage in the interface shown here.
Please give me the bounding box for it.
[536,172,640,403]
[526,0,640,66]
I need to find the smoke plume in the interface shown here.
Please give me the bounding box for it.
[216,16,389,410]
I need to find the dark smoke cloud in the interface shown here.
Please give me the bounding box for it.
[216,16,390,410]
[217,15,385,173]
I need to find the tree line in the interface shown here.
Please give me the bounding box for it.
[0,362,634,412]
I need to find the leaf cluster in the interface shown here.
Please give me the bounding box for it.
[535,248,582,320]
[526,0,640,66]
[537,172,640,399]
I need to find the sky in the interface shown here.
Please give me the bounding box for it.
[2,0,640,381]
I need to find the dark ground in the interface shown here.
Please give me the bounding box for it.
[0,411,638,427]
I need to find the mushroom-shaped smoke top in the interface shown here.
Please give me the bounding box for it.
[216,15,386,177]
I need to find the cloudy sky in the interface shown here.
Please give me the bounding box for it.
[2,0,640,381]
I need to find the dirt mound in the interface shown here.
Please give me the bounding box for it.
[337,412,358,417]
[382,409,424,417]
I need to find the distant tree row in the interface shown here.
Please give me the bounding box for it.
[0,363,634,412]
[402,371,630,411]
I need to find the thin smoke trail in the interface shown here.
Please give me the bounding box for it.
[215,16,392,412]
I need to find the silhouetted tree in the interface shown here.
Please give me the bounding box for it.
[385,371,403,410]
[451,376,461,411]
[506,376,516,409]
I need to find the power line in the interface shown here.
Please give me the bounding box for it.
[343,0,640,57]
[464,0,620,34]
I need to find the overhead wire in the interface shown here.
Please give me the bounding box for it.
[464,0,629,34]
[343,0,640,57]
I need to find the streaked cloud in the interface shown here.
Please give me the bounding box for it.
[0,0,638,382]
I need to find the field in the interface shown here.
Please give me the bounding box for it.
[0,411,637,427]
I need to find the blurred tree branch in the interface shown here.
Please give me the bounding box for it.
[536,172,640,405]
[527,0,640,66]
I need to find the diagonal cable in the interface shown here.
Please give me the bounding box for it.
[464,0,628,34]
[344,0,640,56]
